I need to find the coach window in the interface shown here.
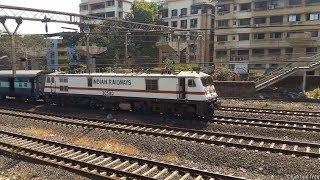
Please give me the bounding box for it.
[146,79,158,90]
[64,78,68,83]
[51,77,54,83]
[88,78,93,87]
[188,79,196,87]
[59,77,63,83]
[46,77,50,83]
[60,86,64,91]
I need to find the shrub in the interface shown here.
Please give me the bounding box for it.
[212,68,240,81]
[305,87,320,99]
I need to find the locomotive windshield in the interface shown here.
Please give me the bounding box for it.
[201,76,214,86]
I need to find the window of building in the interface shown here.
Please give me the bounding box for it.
[51,77,54,83]
[239,18,251,26]
[217,4,230,12]
[106,0,115,7]
[171,21,177,27]
[270,32,282,39]
[180,20,187,28]
[146,79,158,90]
[239,33,250,41]
[118,12,123,18]
[90,3,105,10]
[118,1,123,8]
[310,31,319,37]
[308,13,320,20]
[254,17,266,24]
[191,6,198,14]
[306,0,320,4]
[18,83,22,88]
[255,1,268,10]
[88,78,92,87]
[217,35,228,42]
[106,11,115,17]
[269,0,285,8]
[270,16,283,24]
[234,5,237,11]
[216,50,227,58]
[80,5,88,11]
[238,50,249,55]
[233,20,237,25]
[252,49,265,56]
[181,8,187,16]
[288,14,301,22]
[90,13,106,18]
[190,19,198,28]
[240,3,251,11]
[172,9,178,17]
[47,77,51,83]
[289,0,302,5]
[163,22,169,26]
[217,20,229,27]
[162,9,168,18]
[285,47,293,55]
[306,47,318,54]
[269,49,281,55]
[253,33,265,40]
[188,79,196,87]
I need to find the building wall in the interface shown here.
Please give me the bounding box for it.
[214,0,320,74]
[79,0,133,19]
[158,0,215,64]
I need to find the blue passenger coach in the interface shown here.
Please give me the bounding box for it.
[0,70,48,100]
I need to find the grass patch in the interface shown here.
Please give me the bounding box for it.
[71,137,140,156]
[19,127,57,138]
[305,88,320,99]
[158,152,178,163]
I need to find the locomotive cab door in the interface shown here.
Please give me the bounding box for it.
[178,78,186,99]
[50,77,56,93]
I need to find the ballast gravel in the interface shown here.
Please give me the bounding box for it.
[0,112,319,180]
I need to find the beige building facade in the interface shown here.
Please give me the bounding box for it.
[214,0,320,74]
[157,0,215,64]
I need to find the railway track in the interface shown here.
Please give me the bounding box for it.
[219,106,320,118]
[212,115,320,132]
[0,130,242,180]
[1,108,320,159]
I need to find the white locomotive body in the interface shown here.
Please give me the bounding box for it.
[43,71,218,118]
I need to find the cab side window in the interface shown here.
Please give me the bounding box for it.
[188,79,196,87]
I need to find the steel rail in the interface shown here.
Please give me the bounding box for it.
[212,115,320,132]
[219,106,320,118]
[1,108,320,158]
[0,130,243,180]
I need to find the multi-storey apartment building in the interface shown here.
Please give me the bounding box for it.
[214,0,320,74]
[79,0,133,19]
[157,0,215,64]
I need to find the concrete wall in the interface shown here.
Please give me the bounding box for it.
[272,76,320,90]
[213,81,256,98]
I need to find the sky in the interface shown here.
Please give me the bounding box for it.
[0,0,81,34]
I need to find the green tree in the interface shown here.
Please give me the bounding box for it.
[126,0,159,24]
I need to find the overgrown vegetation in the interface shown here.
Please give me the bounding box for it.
[305,87,320,99]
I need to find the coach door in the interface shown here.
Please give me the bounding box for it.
[50,76,56,93]
[178,78,186,99]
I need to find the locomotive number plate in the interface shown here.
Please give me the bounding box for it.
[102,91,114,97]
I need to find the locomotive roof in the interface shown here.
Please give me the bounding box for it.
[0,70,46,77]
[48,71,210,78]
